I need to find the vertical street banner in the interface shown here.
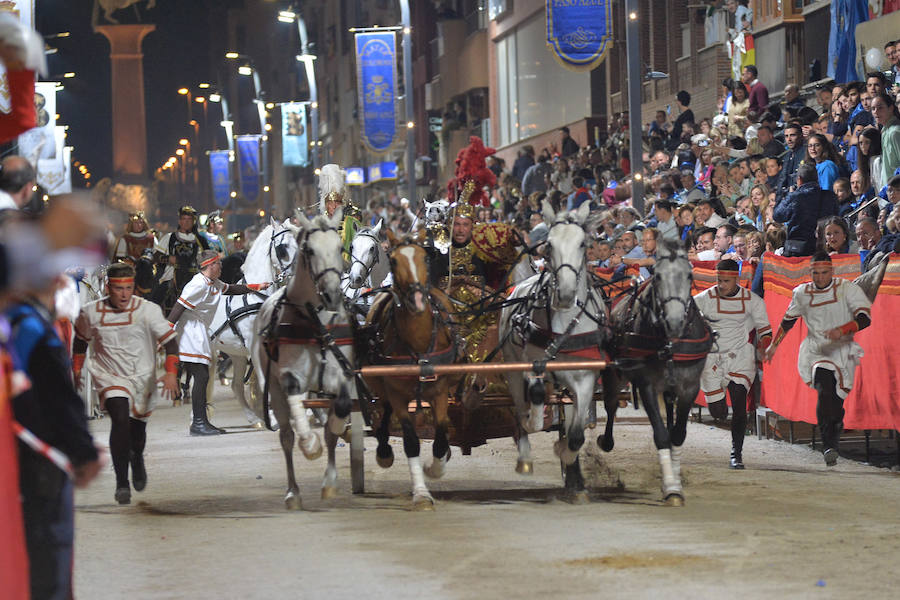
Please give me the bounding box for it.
[17,81,56,163]
[355,31,397,153]
[209,150,232,208]
[0,0,34,115]
[38,144,71,195]
[281,102,309,167]
[236,135,261,203]
[545,0,613,72]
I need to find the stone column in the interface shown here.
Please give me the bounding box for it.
[96,24,155,180]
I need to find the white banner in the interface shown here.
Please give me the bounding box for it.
[38,145,71,195]
[0,0,35,114]
[18,81,57,162]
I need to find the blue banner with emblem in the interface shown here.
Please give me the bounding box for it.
[545,0,613,72]
[209,150,232,208]
[281,102,309,167]
[355,31,398,153]
[236,135,261,203]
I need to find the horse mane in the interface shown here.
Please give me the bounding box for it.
[242,223,276,283]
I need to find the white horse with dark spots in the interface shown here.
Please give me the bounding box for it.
[499,200,610,502]
[251,209,356,509]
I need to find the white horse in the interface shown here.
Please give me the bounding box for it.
[250,209,355,509]
[341,219,390,314]
[499,200,609,502]
[208,219,299,427]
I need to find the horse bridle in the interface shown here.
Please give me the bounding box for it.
[545,220,587,291]
[348,229,381,280]
[296,224,344,302]
[641,251,693,339]
[268,227,296,286]
[389,241,433,313]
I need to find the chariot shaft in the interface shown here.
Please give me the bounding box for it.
[358,360,607,378]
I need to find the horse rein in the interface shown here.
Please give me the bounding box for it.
[295,223,344,304]
[268,228,295,286]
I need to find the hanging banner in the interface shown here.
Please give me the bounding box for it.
[346,167,365,186]
[545,0,613,72]
[281,102,309,167]
[18,81,56,162]
[0,0,35,115]
[209,150,232,209]
[236,135,261,203]
[355,31,397,153]
[38,145,71,195]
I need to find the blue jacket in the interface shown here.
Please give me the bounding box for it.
[772,182,838,253]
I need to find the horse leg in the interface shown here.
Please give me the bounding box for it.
[663,390,675,432]
[638,379,683,505]
[326,382,352,437]
[424,388,451,479]
[598,371,620,452]
[400,414,433,510]
[669,396,694,482]
[374,398,394,468]
[281,373,322,460]
[271,388,301,509]
[554,374,593,503]
[524,375,546,433]
[321,425,339,499]
[231,356,262,427]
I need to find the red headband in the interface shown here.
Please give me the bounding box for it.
[108,277,135,284]
[200,256,220,269]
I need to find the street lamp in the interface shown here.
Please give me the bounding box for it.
[278,8,320,169]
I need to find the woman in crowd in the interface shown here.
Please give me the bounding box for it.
[765,224,786,254]
[745,230,764,265]
[857,127,884,192]
[817,216,851,255]
[748,183,770,231]
[806,133,841,191]
[727,83,750,137]
[870,92,900,186]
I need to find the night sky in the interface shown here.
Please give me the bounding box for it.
[35,0,213,183]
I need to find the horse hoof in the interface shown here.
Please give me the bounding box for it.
[569,491,590,505]
[250,421,264,430]
[285,495,302,511]
[598,435,614,453]
[515,460,533,475]
[340,429,352,444]
[299,434,323,460]
[321,486,338,500]
[376,448,394,468]
[412,495,435,511]
[665,494,685,507]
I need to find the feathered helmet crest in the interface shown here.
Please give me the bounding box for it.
[447,136,497,208]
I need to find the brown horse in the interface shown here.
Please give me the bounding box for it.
[362,229,459,509]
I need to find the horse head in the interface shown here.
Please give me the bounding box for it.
[653,238,693,338]
[542,199,590,309]
[424,198,450,225]
[386,227,431,314]
[348,218,384,289]
[293,208,345,312]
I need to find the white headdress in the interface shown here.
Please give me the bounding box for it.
[318,163,347,215]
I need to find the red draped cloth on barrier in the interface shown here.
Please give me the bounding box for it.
[760,252,900,431]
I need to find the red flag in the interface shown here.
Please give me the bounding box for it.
[0,68,37,145]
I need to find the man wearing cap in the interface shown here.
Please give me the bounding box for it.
[112,211,157,264]
[166,250,270,435]
[73,262,179,504]
[695,259,772,468]
[155,206,209,312]
[677,169,707,204]
[765,252,872,466]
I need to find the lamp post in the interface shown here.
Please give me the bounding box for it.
[399,0,416,209]
[625,0,644,213]
[226,53,269,216]
[283,11,320,169]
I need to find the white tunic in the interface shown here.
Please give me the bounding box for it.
[695,285,771,401]
[74,296,176,420]
[176,272,226,365]
[784,278,871,399]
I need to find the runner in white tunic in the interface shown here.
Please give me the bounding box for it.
[765,251,872,466]
[694,259,771,469]
[167,250,270,435]
[73,262,180,504]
